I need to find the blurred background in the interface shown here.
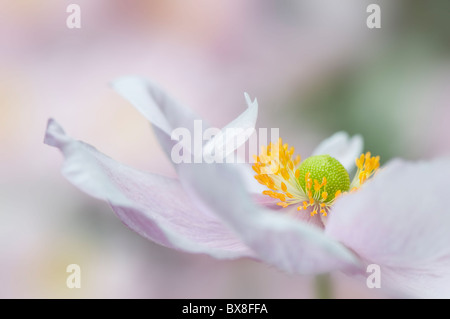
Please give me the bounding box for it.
[1,0,449,298]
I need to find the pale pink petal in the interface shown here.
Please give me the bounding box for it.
[253,194,325,229]
[379,262,450,298]
[111,76,203,163]
[111,76,200,136]
[177,161,362,274]
[44,119,255,259]
[312,131,363,173]
[202,92,262,193]
[252,193,281,208]
[203,92,258,160]
[112,77,261,193]
[111,77,258,162]
[326,157,450,297]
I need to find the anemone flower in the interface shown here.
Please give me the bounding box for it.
[45,77,450,298]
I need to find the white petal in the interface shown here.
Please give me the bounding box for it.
[112,77,258,159]
[312,131,363,173]
[112,77,261,191]
[177,161,362,274]
[203,92,258,159]
[45,119,255,259]
[326,157,450,297]
[111,76,200,135]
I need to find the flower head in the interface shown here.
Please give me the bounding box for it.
[253,138,380,218]
[45,76,450,298]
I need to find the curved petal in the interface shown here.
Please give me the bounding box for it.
[253,194,325,229]
[312,131,363,173]
[326,157,450,297]
[252,193,281,208]
[111,76,200,136]
[376,263,450,299]
[44,119,255,259]
[177,161,362,274]
[202,92,262,194]
[111,76,204,165]
[111,77,261,192]
[111,77,258,162]
[203,93,258,160]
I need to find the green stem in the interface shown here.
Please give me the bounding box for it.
[315,273,333,299]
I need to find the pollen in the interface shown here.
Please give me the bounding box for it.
[253,138,380,218]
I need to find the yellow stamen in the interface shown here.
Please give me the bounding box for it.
[314,179,321,192]
[281,168,290,181]
[254,139,379,218]
[351,152,380,190]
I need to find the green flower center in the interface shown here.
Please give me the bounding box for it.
[298,155,350,203]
